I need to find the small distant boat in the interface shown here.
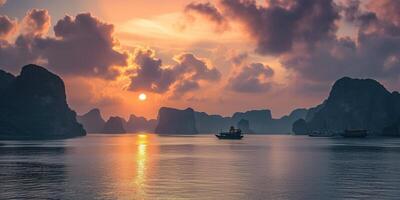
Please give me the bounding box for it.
[216,126,244,140]
[308,131,336,137]
[340,129,368,138]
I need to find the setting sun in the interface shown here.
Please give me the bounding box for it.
[138,93,147,101]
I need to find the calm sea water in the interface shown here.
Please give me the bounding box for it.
[1,134,400,200]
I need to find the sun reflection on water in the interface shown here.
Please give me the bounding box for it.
[134,133,149,198]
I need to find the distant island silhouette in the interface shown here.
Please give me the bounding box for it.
[78,106,308,134]
[2,64,400,139]
[77,108,157,134]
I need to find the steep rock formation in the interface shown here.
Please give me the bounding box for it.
[193,108,306,134]
[194,111,231,133]
[103,116,126,134]
[0,64,86,139]
[155,107,198,134]
[0,70,14,92]
[292,119,308,135]
[237,119,254,134]
[231,110,272,133]
[268,108,308,133]
[77,108,105,133]
[125,114,157,133]
[295,77,400,135]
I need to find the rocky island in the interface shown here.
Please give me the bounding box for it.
[293,77,400,136]
[0,64,86,139]
[103,116,126,134]
[77,108,105,133]
[155,107,198,134]
[77,109,157,133]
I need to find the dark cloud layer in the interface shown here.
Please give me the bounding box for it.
[0,35,40,70]
[282,0,400,84]
[191,0,339,55]
[129,49,175,93]
[36,13,128,78]
[0,9,51,70]
[0,15,16,39]
[129,49,221,96]
[173,53,221,81]
[0,12,127,79]
[228,62,274,93]
[1,9,219,96]
[185,0,400,93]
[185,2,229,31]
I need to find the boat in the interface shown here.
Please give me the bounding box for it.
[340,129,368,138]
[216,126,244,140]
[308,131,336,137]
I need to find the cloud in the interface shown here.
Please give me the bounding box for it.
[0,0,6,7]
[128,48,176,93]
[0,35,41,72]
[0,10,51,71]
[227,62,274,93]
[0,15,17,39]
[368,0,400,27]
[128,49,221,97]
[0,11,128,78]
[184,2,229,32]
[229,52,248,66]
[219,0,339,55]
[173,80,200,95]
[179,0,400,93]
[22,9,51,36]
[173,53,221,81]
[280,0,400,85]
[34,13,128,78]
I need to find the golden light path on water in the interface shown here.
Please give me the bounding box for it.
[134,134,148,197]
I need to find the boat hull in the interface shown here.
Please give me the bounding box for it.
[215,134,243,140]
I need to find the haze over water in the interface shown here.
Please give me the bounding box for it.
[1,134,400,199]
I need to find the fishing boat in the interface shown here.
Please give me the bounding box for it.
[215,126,244,140]
[308,131,336,137]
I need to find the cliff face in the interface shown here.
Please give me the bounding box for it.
[268,108,308,133]
[194,111,231,133]
[231,110,272,133]
[237,119,254,134]
[77,108,156,133]
[292,119,308,135]
[193,108,306,134]
[125,114,157,133]
[0,64,86,139]
[294,77,400,135]
[77,108,105,133]
[155,107,198,134]
[0,70,14,92]
[103,116,126,134]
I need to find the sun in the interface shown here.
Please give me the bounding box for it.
[138,93,147,101]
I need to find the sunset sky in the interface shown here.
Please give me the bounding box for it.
[1,0,400,119]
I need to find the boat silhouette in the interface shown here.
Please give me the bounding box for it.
[215,126,244,140]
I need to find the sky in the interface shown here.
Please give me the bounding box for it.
[1,0,400,120]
